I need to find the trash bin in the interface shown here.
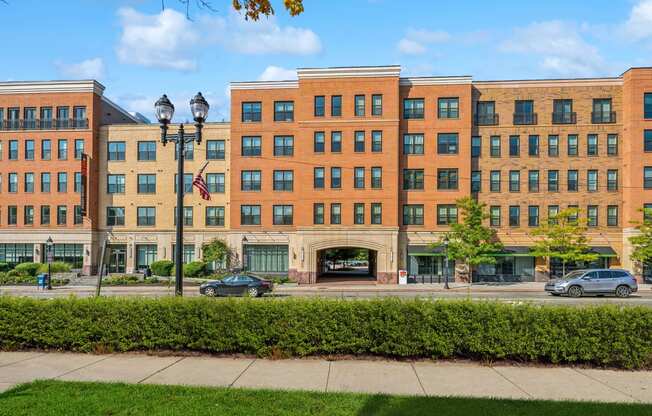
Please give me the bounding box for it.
[37,273,47,289]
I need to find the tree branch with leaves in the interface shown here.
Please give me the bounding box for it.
[628,207,652,273]
[162,0,304,20]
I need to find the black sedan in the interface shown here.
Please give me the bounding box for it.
[199,274,273,297]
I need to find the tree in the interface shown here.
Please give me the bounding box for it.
[163,0,304,20]
[628,207,652,269]
[529,208,599,277]
[202,239,230,266]
[431,197,503,282]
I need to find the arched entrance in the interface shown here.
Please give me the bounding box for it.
[316,247,377,283]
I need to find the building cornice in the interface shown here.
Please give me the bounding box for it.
[0,80,105,95]
[297,65,401,79]
[400,76,472,86]
[473,77,623,88]
[230,80,299,90]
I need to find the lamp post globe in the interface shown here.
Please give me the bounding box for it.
[190,92,209,123]
[154,94,174,124]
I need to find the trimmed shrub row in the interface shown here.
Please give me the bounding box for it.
[0,297,650,369]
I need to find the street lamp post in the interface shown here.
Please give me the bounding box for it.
[154,93,209,296]
[443,235,450,290]
[46,236,53,290]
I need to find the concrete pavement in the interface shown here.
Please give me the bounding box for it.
[0,352,651,403]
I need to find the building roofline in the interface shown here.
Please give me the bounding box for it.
[297,65,401,79]
[473,76,623,88]
[0,79,105,95]
[400,76,472,86]
[230,80,299,90]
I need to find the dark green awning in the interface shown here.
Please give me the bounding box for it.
[589,246,617,257]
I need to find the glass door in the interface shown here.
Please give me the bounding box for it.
[107,245,126,273]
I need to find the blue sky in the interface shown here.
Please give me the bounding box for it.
[0,0,651,122]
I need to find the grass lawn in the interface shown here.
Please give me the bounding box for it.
[1,381,651,416]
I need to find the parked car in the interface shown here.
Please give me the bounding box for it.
[544,269,638,298]
[199,274,273,297]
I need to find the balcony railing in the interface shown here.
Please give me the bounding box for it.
[474,113,499,126]
[513,112,537,125]
[552,112,576,124]
[592,111,616,124]
[0,118,88,130]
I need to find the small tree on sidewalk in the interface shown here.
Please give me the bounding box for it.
[201,239,230,271]
[529,208,599,277]
[628,207,652,272]
[430,197,503,283]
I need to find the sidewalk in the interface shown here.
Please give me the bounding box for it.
[1,352,650,403]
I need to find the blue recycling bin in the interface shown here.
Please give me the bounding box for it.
[37,273,47,289]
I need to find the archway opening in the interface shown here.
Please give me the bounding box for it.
[316,247,377,283]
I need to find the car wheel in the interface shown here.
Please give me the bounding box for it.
[247,287,258,297]
[567,285,583,298]
[204,287,216,297]
[615,285,631,298]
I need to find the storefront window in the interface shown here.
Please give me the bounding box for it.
[0,243,34,266]
[136,245,157,269]
[48,244,83,269]
[244,244,288,273]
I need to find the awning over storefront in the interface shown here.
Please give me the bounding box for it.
[588,246,618,257]
[407,245,445,256]
[407,245,617,258]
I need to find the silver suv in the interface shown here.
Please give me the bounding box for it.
[545,269,638,298]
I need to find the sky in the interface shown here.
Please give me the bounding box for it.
[0,0,651,122]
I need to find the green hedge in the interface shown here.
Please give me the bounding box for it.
[0,297,650,369]
[171,261,208,278]
[150,260,174,276]
[38,262,72,274]
[13,263,41,277]
[0,262,10,272]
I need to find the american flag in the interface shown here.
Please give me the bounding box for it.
[193,162,211,201]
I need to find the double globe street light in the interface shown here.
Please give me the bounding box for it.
[154,92,209,296]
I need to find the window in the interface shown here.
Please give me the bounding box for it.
[490,136,501,157]
[437,133,458,154]
[241,170,261,191]
[646,167,652,189]
[552,99,574,124]
[137,207,155,226]
[471,171,481,193]
[274,101,294,122]
[106,207,125,226]
[41,139,51,160]
[274,136,294,156]
[548,170,559,191]
[528,170,539,192]
[73,106,86,127]
[354,131,365,152]
[56,106,69,128]
[314,96,325,117]
[24,173,34,193]
[242,102,261,122]
[490,206,501,226]
[57,172,67,193]
[514,100,535,124]
[645,93,652,119]
[490,171,501,192]
[23,107,36,129]
[74,172,81,193]
[509,170,520,192]
[313,203,324,225]
[403,169,424,190]
[587,134,598,156]
[314,131,325,152]
[40,107,52,128]
[548,205,560,224]
[471,136,481,157]
[175,141,194,160]
[206,207,225,226]
[331,131,342,152]
[475,101,496,125]
[58,139,68,160]
[137,174,156,193]
[403,134,424,154]
[403,98,424,119]
[371,131,382,152]
[107,141,125,161]
[528,135,539,156]
[174,174,193,194]
[24,206,34,225]
[41,172,50,192]
[172,244,195,264]
[331,95,342,116]
[645,131,652,153]
[437,168,458,190]
[587,205,598,227]
[403,204,424,225]
[587,170,598,192]
[645,203,652,222]
[607,170,618,191]
[40,205,50,225]
[74,139,84,160]
[241,205,261,225]
[330,203,342,224]
[206,173,225,193]
[138,141,156,161]
[331,167,342,188]
[371,203,382,224]
[509,135,520,157]
[8,140,18,159]
[592,98,614,123]
[273,170,293,191]
[509,206,520,226]
[355,95,365,116]
[548,135,559,156]
[273,205,293,225]
[25,140,34,160]
[8,173,17,192]
[437,205,458,225]
[567,134,578,156]
[568,170,579,191]
[57,205,67,225]
[354,167,365,189]
[7,206,17,225]
[107,174,125,194]
[314,167,325,189]
[136,245,158,269]
[354,203,365,224]
[242,136,262,156]
[372,94,382,116]
[74,205,83,225]
[206,140,225,160]
[371,167,382,189]
[438,97,459,118]
[7,108,19,129]
[526,206,539,227]
[173,206,193,226]
[607,205,618,226]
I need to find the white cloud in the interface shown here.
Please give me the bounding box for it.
[116,7,199,71]
[501,21,604,77]
[55,58,105,79]
[258,65,297,81]
[396,28,450,55]
[623,0,652,40]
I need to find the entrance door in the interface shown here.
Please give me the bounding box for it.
[107,245,126,273]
